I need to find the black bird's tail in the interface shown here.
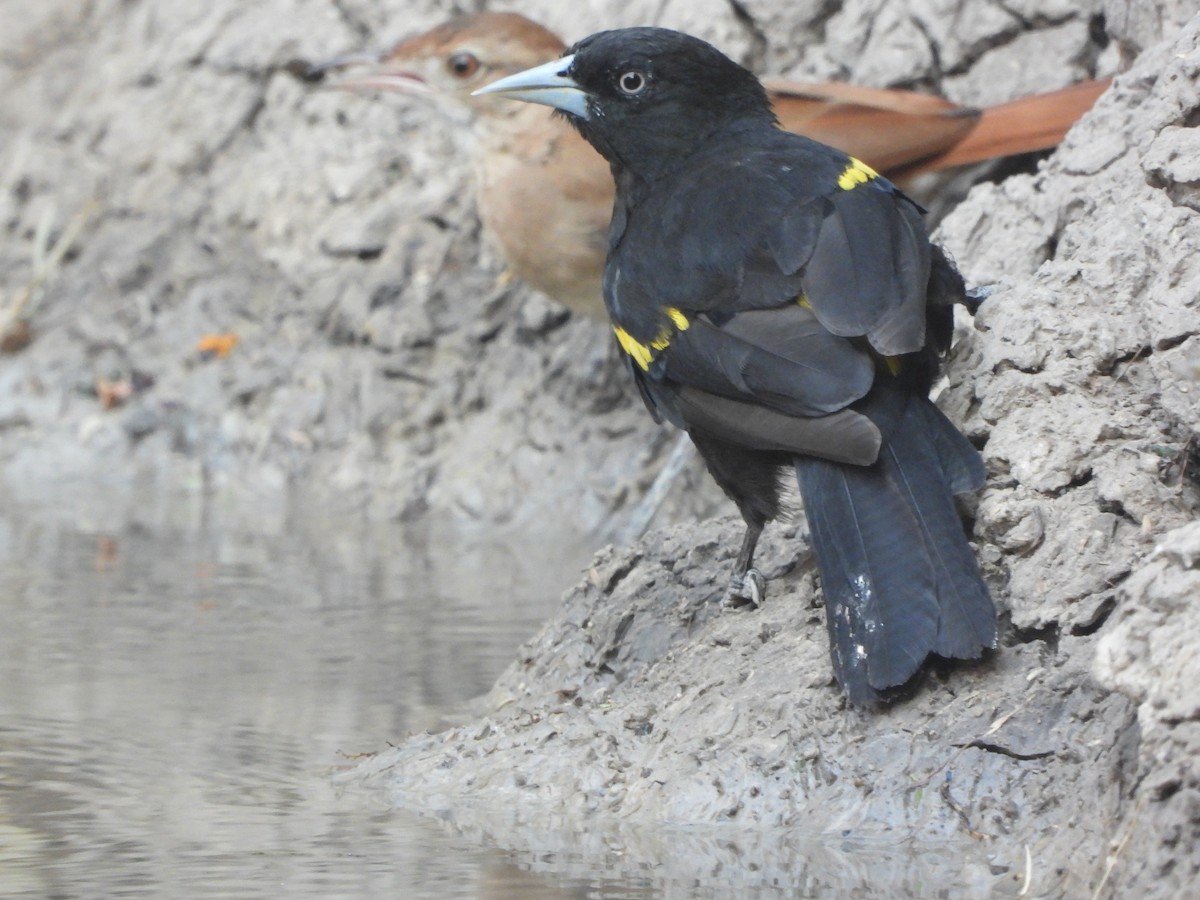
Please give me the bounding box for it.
[794,389,995,704]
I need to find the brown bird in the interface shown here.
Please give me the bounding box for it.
[308,12,1108,320]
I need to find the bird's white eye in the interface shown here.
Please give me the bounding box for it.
[617,70,648,95]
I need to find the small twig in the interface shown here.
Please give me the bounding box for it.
[1019,843,1033,896]
[1111,344,1149,385]
[1177,433,1195,486]
[1091,794,1145,900]
[982,707,1018,738]
[336,747,380,761]
[1,198,99,325]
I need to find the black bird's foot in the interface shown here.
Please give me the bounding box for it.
[964,283,996,314]
[722,568,766,610]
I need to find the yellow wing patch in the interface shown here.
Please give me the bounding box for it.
[837,157,879,191]
[614,307,690,371]
[614,327,655,370]
[665,308,690,331]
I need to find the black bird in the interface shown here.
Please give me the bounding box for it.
[476,29,996,705]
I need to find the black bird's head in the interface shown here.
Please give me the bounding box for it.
[474,28,773,179]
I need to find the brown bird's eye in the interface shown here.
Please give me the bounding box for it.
[447,52,480,78]
[617,70,648,95]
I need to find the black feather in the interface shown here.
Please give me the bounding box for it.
[795,387,994,701]
[663,309,874,417]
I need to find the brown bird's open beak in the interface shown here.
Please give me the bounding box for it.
[291,49,433,95]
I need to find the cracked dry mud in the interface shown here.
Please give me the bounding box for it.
[2,1,1199,897]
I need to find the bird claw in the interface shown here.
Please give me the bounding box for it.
[722,568,766,610]
[964,283,996,314]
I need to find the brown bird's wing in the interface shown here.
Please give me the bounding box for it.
[894,79,1111,177]
[764,79,980,173]
[766,77,1110,181]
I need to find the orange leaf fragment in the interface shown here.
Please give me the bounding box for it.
[196,332,239,359]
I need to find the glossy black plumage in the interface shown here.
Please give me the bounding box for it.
[480,27,997,703]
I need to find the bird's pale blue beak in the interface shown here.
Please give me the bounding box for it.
[471,54,590,120]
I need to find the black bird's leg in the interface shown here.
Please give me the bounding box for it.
[688,433,785,611]
[724,518,765,609]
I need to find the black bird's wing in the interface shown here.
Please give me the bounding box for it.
[606,129,933,464]
[653,307,882,466]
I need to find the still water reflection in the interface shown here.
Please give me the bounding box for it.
[0,495,616,898]
[1,494,1012,899]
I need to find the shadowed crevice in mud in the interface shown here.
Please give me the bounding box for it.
[964,740,1055,761]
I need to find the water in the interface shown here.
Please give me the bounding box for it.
[0,494,1013,898]
[0,493,628,898]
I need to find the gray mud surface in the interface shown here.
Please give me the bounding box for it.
[3,1,1199,896]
